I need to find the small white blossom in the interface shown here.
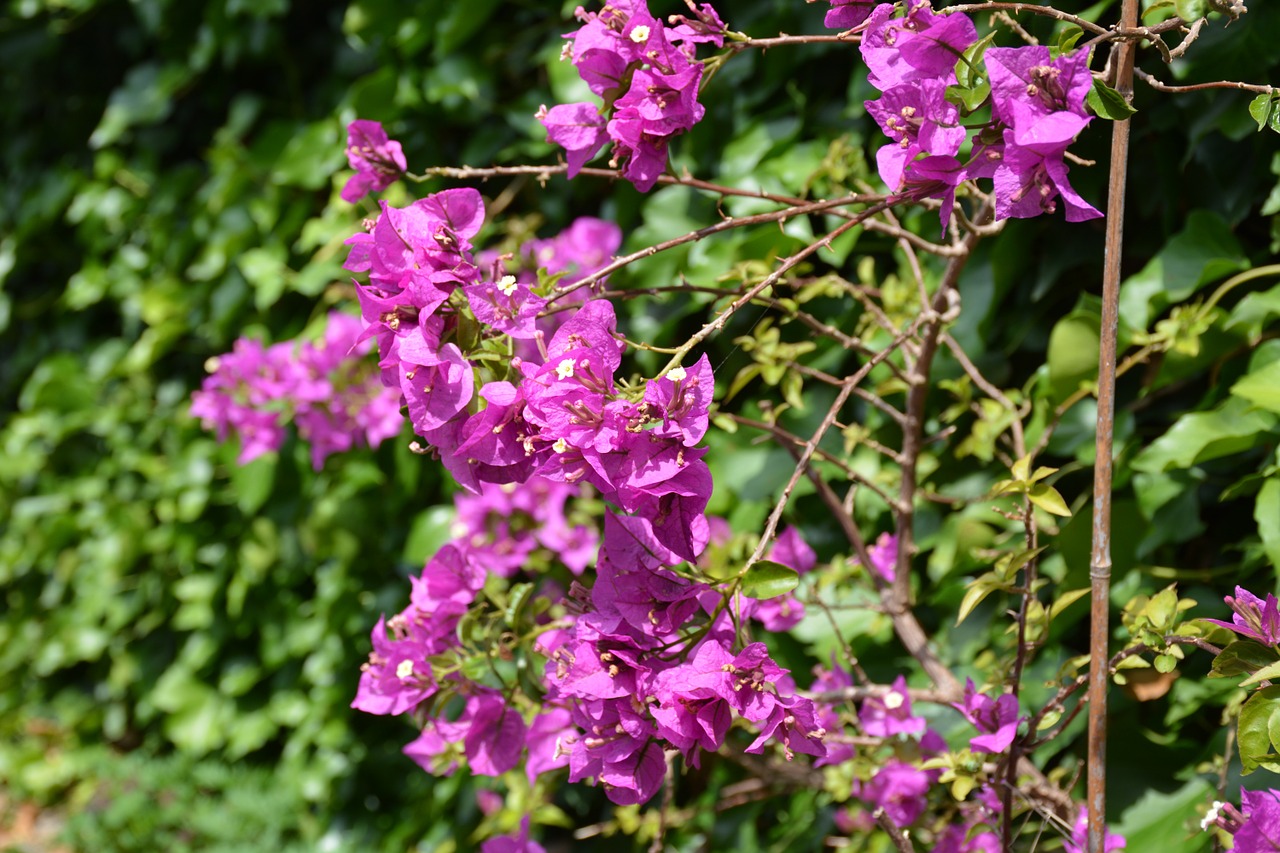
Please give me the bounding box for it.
[395,660,415,681]
[666,365,687,382]
[556,358,576,380]
[630,24,651,43]
[497,275,519,296]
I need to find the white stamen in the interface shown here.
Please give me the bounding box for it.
[1201,801,1224,831]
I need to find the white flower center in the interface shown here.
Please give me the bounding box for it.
[556,358,576,380]
[667,365,687,382]
[630,25,651,43]
[396,660,415,681]
[497,275,518,296]
[884,692,905,710]
[553,438,569,454]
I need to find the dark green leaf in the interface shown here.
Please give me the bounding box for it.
[1209,641,1280,679]
[1240,686,1280,773]
[1088,80,1137,120]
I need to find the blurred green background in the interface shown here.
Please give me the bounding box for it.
[5,0,1280,850]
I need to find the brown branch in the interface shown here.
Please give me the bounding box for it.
[1088,0,1138,843]
[1135,67,1274,94]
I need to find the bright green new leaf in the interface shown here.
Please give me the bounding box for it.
[1053,25,1084,57]
[740,560,800,600]
[957,576,1000,625]
[1028,483,1072,517]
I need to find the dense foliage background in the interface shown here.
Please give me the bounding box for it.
[3,0,1280,849]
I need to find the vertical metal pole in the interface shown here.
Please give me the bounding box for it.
[1088,4,1138,851]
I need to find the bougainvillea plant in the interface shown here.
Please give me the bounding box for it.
[195,0,1280,849]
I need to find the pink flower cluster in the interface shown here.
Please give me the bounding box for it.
[344,186,715,560]
[845,1,1101,226]
[809,663,1121,848]
[190,312,403,469]
[352,475,594,777]
[537,1,727,191]
[345,186,831,806]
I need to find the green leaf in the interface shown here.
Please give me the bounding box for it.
[1209,641,1280,679]
[1250,93,1276,132]
[1175,0,1207,20]
[1028,483,1072,517]
[1232,359,1280,413]
[1257,478,1280,571]
[504,582,534,628]
[957,576,999,625]
[1053,25,1084,57]
[1112,778,1213,852]
[1239,660,1280,688]
[955,32,996,88]
[1131,396,1277,473]
[1154,654,1178,673]
[740,560,799,600]
[1049,588,1091,621]
[1047,315,1100,402]
[1239,686,1280,773]
[1088,79,1137,120]
[945,81,991,114]
[1227,281,1280,340]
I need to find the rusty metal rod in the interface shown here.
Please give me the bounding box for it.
[1088,1,1139,849]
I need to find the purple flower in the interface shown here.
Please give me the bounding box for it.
[859,3,977,92]
[1063,805,1126,852]
[537,103,609,176]
[860,675,927,739]
[341,119,407,203]
[984,46,1101,223]
[747,692,827,760]
[1204,790,1280,850]
[858,531,898,583]
[823,0,878,30]
[986,46,1092,128]
[952,679,1021,754]
[191,313,404,469]
[1204,586,1280,646]
[810,662,855,768]
[1236,789,1280,850]
[854,761,931,827]
[866,79,964,192]
[991,141,1102,223]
